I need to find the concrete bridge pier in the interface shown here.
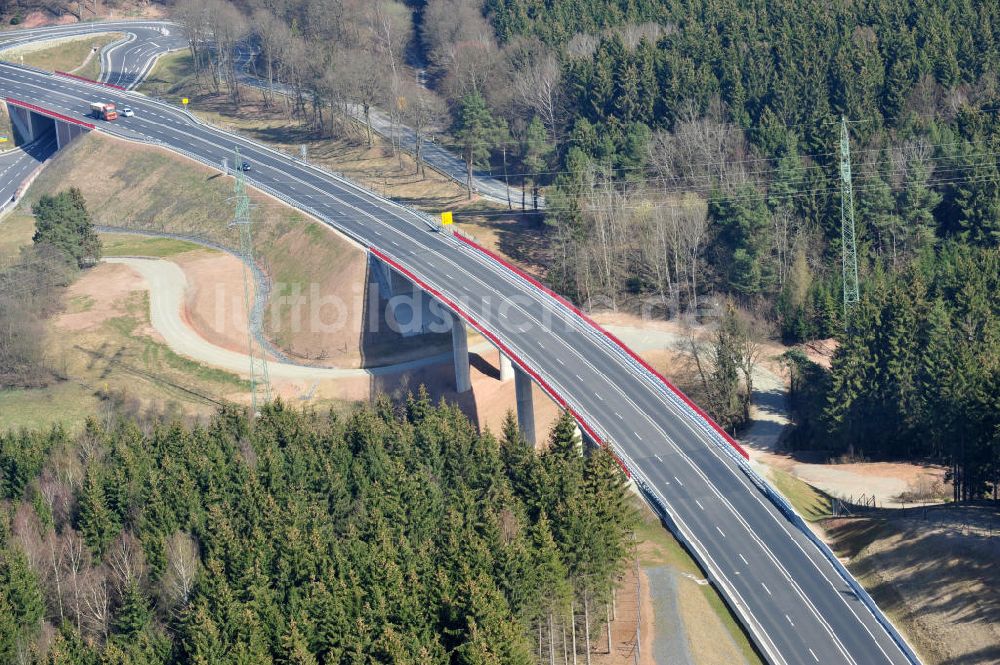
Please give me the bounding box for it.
[498,352,514,382]
[451,316,471,393]
[371,254,445,338]
[514,366,536,446]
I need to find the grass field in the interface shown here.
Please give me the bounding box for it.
[769,466,833,521]
[0,211,34,261]
[12,33,123,79]
[100,233,203,258]
[0,381,103,432]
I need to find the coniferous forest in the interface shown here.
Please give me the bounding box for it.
[0,395,636,663]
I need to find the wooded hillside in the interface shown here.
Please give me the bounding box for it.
[0,396,636,663]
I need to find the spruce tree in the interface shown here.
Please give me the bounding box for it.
[77,469,118,556]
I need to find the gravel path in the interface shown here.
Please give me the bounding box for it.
[645,566,695,665]
[107,256,480,380]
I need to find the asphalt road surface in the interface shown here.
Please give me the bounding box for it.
[0,21,185,90]
[0,57,919,665]
[0,131,56,208]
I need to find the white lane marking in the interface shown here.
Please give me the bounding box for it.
[556,357,564,366]
[499,311,508,319]
[594,392,603,401]
[614,412,623,420]
[695,499,704,510]
[716,526,725,538]
[654,455,663,463]
[808,648,819,662]
[575,374,583,381]
[785,614,795,627]
[633,431,642,440]
[761,582,772,596]
[673,476,683,486]
[444,273,453,279]
[739,553,749,566]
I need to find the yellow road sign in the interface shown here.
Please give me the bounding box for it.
[181,97,189,106]
[441,211,453,226]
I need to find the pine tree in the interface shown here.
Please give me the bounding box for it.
[114,580,152,638]
[0,546,43,661]
[77,469,118,556]
[897,159,942,253]
[521,117,552,210]
[544,411,578,461]
[453,91,505,199]
[280,620,319,665]
[710,306,745,427]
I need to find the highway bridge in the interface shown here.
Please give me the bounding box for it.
[0,24,920,665]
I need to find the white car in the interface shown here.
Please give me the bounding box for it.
[121,107,135,117]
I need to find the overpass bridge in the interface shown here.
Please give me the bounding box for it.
[0,48,922,665]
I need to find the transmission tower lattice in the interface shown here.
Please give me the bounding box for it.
[230,147,271,414]
[839,116,860,322]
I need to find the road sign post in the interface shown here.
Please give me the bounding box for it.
[440,211,453,234]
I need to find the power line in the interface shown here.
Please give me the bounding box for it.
[230,147,271,416]
[840,116,860,321]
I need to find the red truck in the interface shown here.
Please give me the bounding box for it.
[89,102,118,121]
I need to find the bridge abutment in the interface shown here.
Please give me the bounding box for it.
[5,102,88,149]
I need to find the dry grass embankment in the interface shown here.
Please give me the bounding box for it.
[23,132,453,368]
[9,32,123,79]
[826,507,1000,665]
[140,51,468,208]
[772,470,999,665]
[138,51,541,232]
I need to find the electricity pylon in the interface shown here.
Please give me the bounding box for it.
[230,147,271,414]
[839,116,860,323]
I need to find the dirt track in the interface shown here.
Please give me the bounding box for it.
[107,257,475,380]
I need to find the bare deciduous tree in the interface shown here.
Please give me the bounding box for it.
[160,532,200,609]
[508,40,564,143]
[648,106,750,194]
[80,565,111,640]
[107,531,146,598]
[399,81,446,178]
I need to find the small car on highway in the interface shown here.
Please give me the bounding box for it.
[121,107,135,117]
[239,161,251,171]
